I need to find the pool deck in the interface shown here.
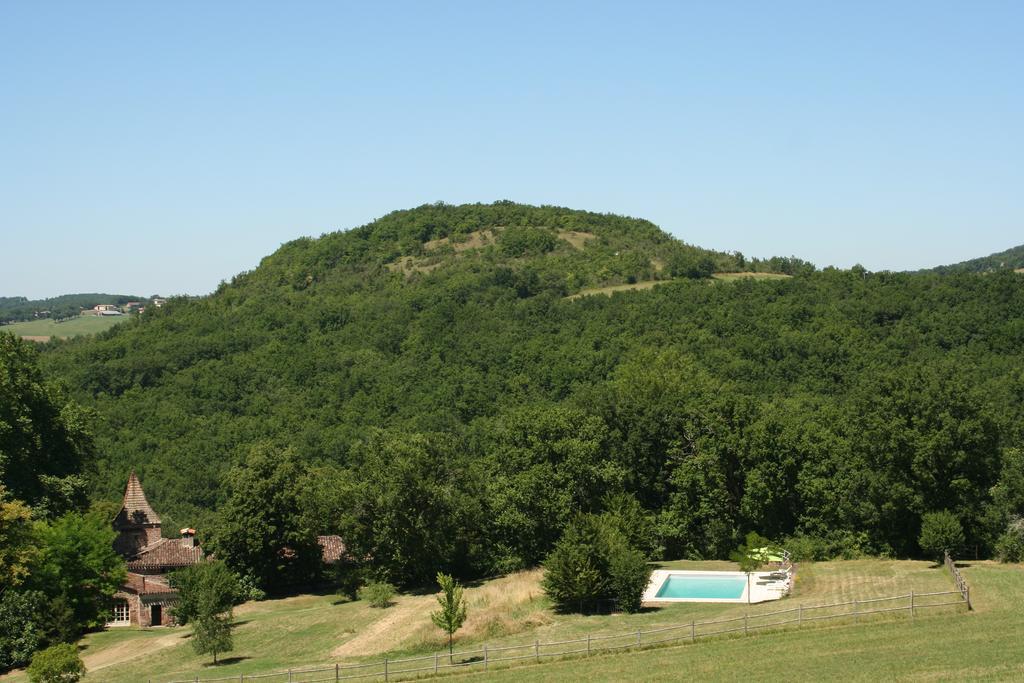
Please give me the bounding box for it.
[643,569,792,604]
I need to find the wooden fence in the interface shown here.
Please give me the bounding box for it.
[944,550,972,610]
[157,588,968,683]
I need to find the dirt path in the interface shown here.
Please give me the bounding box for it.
[83,631,186,672]
[331,596,433,657]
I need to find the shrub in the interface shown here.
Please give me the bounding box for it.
[499,227,558,257]
[918,510,965,563]
[0,590,48,671]
[996,517,1024,563]
[358,581,396,608]
[782,530,872,562]
[541,514,651,613]
[27,643,84,683]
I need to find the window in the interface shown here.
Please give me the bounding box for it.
[111,599,130,624]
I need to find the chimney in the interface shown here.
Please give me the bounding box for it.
[180,528,196,548]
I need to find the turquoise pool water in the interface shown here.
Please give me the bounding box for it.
[654,574,747,599]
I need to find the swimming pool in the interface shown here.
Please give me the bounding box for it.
[655,573,747,600]
[644,569,791,604]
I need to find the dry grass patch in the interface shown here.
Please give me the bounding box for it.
[566,280,670,300]
[712,272,791,281]
[557,230,596,250]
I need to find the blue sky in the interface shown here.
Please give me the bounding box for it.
[2,1,1022,298]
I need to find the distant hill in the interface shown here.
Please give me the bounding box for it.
[0,292,146,324]
[927,244,1024,274]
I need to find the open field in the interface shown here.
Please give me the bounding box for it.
[566,280,670,299]
[4,558,1013,683]
[711,271,793,281]
[567,271,792,299]
[1,314,129,340]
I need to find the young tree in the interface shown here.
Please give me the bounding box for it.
[177,561,239,664]
[430,573,467,661]
[191,613,233,665]
[919,511,965,563]
[169,560,239,626]
[26,643,84,683]
[730,532,777,605]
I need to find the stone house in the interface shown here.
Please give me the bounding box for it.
[108,472,203,627]
[107,471,347,627]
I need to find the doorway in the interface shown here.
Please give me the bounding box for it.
[150,604,162,626]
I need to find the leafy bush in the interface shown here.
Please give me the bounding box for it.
[918,511,965,562]
[0,590,48,671]
[996,517,1024,563]
[542,515,651,613]
[499,227,558,257]
[27,643,84,683]
[782,530,872,562]
[357,581,396,608]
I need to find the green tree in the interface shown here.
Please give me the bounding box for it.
[918,510,965,563]
[26,643,84,683]
[207,444,321,593]
[0,490,37,589]
[191,613,233,665]
[0,334,93,518]
[169,560,239,626]
[541,515,650,613]
[430,572,467,661]
[177,562,238,664]
[347,431,485,587]
[29,510,126,632]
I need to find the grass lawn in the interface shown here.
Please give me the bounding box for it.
[4,558,1010,683]
[458,561,1023,682]
[1,315,129,340]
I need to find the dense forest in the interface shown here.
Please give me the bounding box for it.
[0,293,144,324]
[29,202,1024,584]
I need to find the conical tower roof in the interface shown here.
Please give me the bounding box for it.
[114,470,161,527]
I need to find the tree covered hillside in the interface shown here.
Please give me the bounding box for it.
[37,202,1024,583]
[927,243,1024,274]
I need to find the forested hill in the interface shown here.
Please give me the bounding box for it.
[0,292,145,323]
[926,243,1024,274]
[36,201,1024,578]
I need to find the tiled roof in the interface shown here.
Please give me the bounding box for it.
[121,572,176,596]
[128,538,204,570]
[318,535,346,564]
[114,470,161,527]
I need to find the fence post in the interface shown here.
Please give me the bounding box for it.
[535,638,540,662]
[288,669,292,683]
[744,613,748,635]
[798,604,803,626]
[637,629,642,647]
[336,662,339,682]
[910,590,915,618]
[690,620,695,642]
[587,633,591,655]
[435,652,439,673]
[966,586,971,611]
[384,656,389,681]
[484,644,488,671]
[854,599,859,621]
